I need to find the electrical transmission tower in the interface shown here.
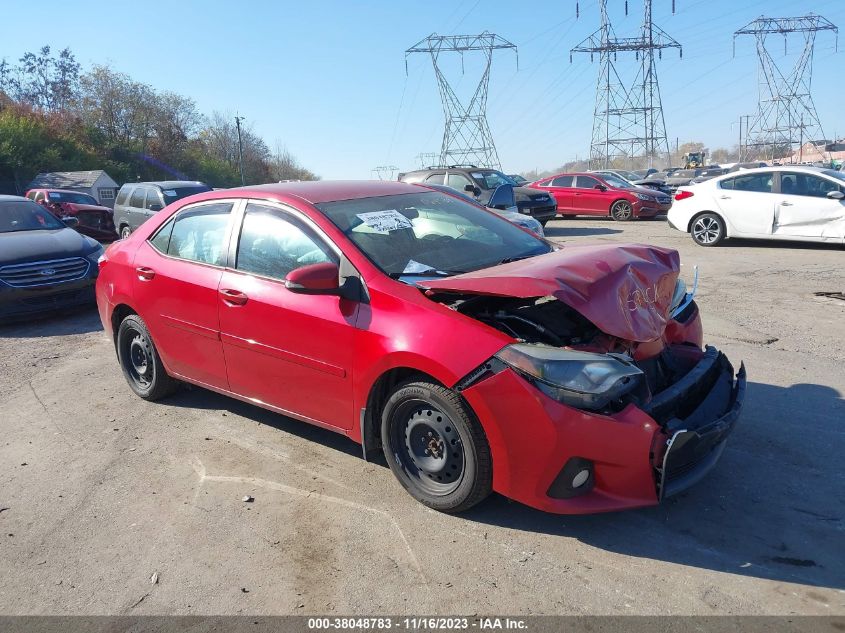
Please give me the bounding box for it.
[406,32,517,169]
[371,165,399,180]
[734,15,838,162]
[571,0,681,169]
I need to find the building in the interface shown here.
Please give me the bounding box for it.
[26,171,119,208]
[786,141,845,166]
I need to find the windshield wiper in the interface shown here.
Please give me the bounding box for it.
[497,254,536,265]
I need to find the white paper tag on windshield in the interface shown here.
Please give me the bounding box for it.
[356,210,413,233]
[402,260,433,274]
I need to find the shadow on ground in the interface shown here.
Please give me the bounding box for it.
[0,306,102,338]
[170,377,845,593]
[463,379,845,592]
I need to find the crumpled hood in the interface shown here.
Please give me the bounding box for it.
[422,243,680,342]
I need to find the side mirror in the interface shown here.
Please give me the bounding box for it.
[61,216,80,228]
[826,190,844,200]
[285,262,342,295]
[463,184,475,193]
[488,184,516,211]
[594,184,607,191]
[149,203,163,212]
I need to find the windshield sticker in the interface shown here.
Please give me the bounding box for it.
[163,190,177,197]
[356,210,413,233]
[471,172,484,179]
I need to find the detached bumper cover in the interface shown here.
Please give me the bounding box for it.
[460,345,745,514]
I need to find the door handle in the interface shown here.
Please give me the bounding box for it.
[719,195,731,200]
[135,266,155,281]
[780,201,793,206]
[219,289,248,306]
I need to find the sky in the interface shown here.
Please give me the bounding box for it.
[2,0,843,179]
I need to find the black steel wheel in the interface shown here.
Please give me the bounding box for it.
[690,212,726,246]
[116,314,178,400]
[381,380,492,513]
[610,200,634,221]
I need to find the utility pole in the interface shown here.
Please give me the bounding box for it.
[235,115,246,186]
[406,32,517,169]
[734,14,837,163]
[571,0,681,169]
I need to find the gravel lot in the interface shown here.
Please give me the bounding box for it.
[0,218,843,615]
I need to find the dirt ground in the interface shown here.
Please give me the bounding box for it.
[0,218,843,616]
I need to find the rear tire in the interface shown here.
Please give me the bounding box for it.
[610,200,634,221]
[690,212,726,246]
[381,380,492,513]
[120,225,131,239]
[116,314,178,400]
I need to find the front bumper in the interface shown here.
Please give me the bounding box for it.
[517,202,557,222]
[0,276,97,320]
[460,346,745,514]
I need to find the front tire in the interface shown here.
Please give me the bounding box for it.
[610,200,634,221]
[690,212,726,246]
[120,225,132,240]
[381,380,492,513]
[116,314,178,400]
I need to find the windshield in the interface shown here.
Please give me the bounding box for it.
[615,170,640,181]
[48,191,98,205]
[161,185,212,202]
[470,170,516,190]
[0,200,67,233]
[601,174,634,189]
[317,192,550,278]
[822,169,845,184]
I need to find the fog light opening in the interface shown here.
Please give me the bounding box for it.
[547,457,595,499]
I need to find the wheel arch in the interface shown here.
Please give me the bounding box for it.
[360,367,444,460]
[110,303,138,348]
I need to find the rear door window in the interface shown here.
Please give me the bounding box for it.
[425,173,445,185]
[165,202,233,266]
[721,173,772,193]
[550,176,574,187]
[129,187,146,208]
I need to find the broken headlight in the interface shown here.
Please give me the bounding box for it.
[669,266,699,318]
[495,344,643,411]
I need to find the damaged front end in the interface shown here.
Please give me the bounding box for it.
[422,246,746,513]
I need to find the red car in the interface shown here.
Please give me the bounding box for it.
[95,181,745,514]
[25,188,118,241]
[529,172,672,220]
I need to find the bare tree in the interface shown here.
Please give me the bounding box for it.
[270,141,319,181]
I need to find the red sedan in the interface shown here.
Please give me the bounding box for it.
[529,172,672,220]
[96,181,744,514]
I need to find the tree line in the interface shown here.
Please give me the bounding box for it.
[0,46,317,194]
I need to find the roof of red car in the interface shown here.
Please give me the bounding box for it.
[215,180,421,205]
